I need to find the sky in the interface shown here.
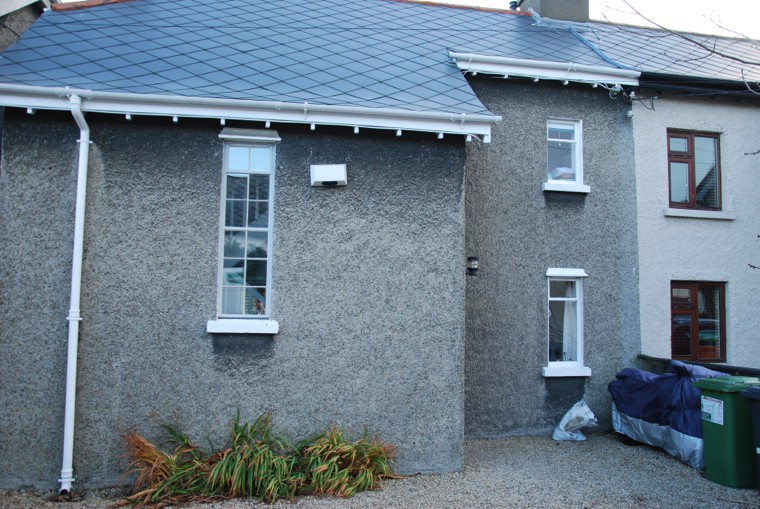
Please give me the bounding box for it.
[421,0,760,39]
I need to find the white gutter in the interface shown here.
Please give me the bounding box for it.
[0,84,500,142]
[59,93,91,494]
[449,51,640,86]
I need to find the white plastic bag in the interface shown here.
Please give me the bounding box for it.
[552,400,598,441]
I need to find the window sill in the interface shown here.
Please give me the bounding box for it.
[207,319,279,334]
[543,182,590,194]
[664,208,736,221]
[542,365,592,377]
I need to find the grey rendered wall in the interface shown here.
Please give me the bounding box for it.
[0,110,466,489]
[464,79,640,437]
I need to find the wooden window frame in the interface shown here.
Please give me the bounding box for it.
[670,281,726,362]
[667,129,721,210]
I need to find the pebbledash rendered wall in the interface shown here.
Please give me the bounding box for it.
[464,79,641,437]
[0,109,466,489]
[632,95,760,368]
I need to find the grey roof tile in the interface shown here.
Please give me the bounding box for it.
[0,0,632,116]
[580,21,760,83]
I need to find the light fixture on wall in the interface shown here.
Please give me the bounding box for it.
[466,256,480,276]
[310,164,347,187]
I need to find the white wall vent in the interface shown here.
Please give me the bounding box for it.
[310,164,347,187]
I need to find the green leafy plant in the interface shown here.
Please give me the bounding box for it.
[122,412,399,507]
[298,426,400,498]
[206,412,302,502]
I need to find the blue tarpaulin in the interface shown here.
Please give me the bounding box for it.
[608,360,727,468]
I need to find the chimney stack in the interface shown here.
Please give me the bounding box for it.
[518,0,589,22]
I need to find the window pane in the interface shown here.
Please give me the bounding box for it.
[250,147,271,172]
[549,127,575,141]
[550,280,576,298]
[671,286,692,306]
[225,199,246,227]
[248,201,268,228]
[246,260,267,286]
[226,175,247,199]
[246,232,268,258]
[223,265,244,285]
[549,300,578,361]
[222,287,243,314]
[671,313,693,357]
[695,136,718,208]
[249,175,270,201]
[223,231,245,257]
[548,142,575,180]
[670,162,689,203]
[698,285,722,356]
[669,137,688,153]
[223,258,244,268]
[245,287,266,315]
[228,147,249,171]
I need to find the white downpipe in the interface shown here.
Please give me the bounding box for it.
[59,94,91,494]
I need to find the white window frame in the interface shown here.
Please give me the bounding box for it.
[543,268,591,377]
[207,129,280,335]
[543,119,590,194]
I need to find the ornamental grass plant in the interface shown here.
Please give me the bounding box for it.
[123,412,399,507]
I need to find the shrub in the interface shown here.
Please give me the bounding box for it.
[123,412,398,507]
[298,426,398,497]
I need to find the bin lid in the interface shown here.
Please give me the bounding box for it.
[740,387,760,400]
[693,376,760,392]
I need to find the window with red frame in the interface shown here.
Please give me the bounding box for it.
[667,130,721,210]
[671,281,726,362]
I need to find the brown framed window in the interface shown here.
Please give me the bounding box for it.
[671,282,726,362]
[667,130,721,210]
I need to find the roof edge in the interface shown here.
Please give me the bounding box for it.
[0,84,501,141]
[449,51,640,85]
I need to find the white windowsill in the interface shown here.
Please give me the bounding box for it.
[543,182,590,194]
[207,319,280,334]
[664,208,736,221]
[543,365,592,377]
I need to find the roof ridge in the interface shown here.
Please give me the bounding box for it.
[51,0,135,12]
[383,0,532,16]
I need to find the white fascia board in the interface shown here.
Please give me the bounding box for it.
[0,84,500,141]
[449,51,640,86]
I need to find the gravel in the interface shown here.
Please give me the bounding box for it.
[2,433,758,509]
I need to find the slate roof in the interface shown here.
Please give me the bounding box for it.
[580,21,760,83]
[0,0,624,117]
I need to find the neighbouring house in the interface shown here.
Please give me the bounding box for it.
[4,0,747,493]
[0,1,50,51]
[582,22,760,368]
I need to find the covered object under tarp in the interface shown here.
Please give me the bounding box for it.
[608,360,727,469]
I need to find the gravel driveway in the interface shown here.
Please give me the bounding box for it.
[2,432,758,509]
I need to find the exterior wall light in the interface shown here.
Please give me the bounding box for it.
[466,256,480,276]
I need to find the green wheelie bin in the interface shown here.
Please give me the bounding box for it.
[693,376,760,488]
